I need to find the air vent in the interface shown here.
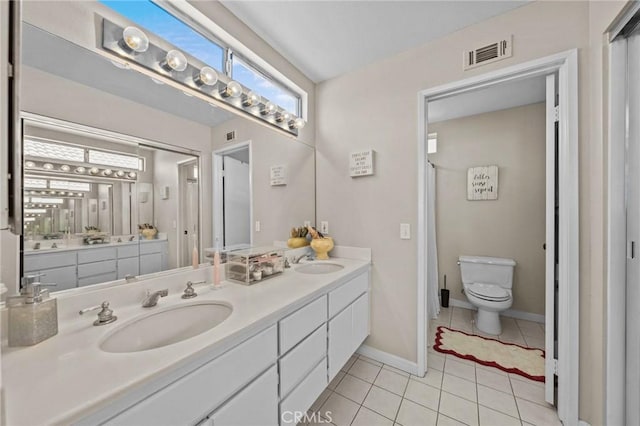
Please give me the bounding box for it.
[464,36,512,70]
[226,131,236,142]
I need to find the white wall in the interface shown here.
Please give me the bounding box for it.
[430,103,546,315]
[223,156,251,247]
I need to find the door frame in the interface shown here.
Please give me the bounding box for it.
[212,141,253,250]
[416,49,579,425]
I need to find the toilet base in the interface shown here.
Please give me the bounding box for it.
[475,309,502,335]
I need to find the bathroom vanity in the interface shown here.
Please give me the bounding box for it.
[1,253,370,425]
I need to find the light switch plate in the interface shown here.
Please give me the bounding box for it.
[320,221,329,234]
[400,223,411,239]
[255,221,261,232]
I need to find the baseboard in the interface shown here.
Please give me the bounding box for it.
[448,298,545,324]
[578,420,591,426]
[356,344,419,376]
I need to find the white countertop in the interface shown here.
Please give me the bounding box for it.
[1,256,370,425]
[23,238,167,254]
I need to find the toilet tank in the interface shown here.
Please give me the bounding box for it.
[458,256,516,288]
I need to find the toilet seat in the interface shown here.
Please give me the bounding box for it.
[466,282,510,302]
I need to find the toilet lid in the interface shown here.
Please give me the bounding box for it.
[467,283,510,302]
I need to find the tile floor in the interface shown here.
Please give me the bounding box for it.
[304,306,561,426]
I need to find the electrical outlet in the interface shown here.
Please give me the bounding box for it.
[400,223,411,239]
[320,221,329,234]
[304,220,311,228]
[255,221,261,232]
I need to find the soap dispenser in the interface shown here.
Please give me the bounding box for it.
[8,274,58,347]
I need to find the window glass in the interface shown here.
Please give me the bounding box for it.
[101,0,224,72]
[233,57,300,115]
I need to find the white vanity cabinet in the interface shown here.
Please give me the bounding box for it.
[23,251,78,291]
[139,240,168,275]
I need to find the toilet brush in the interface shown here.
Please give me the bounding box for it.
[441,275,450,308]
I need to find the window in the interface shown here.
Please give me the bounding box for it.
[427,133,438,154]
[232,56,300,115]
[101,0,224,72]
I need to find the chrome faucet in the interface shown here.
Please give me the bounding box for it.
[142,289,168,308]
[292,253,312,264]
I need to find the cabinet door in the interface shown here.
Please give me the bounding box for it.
[210,366,278,426]
[351,293,370,353]
[328,305,353,381]
[38,266,77,291]
[140,253,161,275]
[117,257,139,279]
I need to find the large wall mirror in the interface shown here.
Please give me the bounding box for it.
[16,1,316,294]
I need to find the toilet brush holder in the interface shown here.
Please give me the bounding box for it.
[441,274,450,308]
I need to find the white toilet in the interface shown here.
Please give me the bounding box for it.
[458,255,516,335]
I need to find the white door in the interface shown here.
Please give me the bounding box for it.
[222,155,250,248]
[544,73,558,404]
[626,30,640,426]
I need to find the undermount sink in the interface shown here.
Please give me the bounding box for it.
[100,302,232,353]
[295,263,344,274]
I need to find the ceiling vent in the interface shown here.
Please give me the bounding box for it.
[464,36,512,70]
[226,131,236,142]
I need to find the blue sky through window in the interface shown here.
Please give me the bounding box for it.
[101,0,224,72]
[233,59,299,115]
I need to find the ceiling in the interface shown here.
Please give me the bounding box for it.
[22,24,235,129]
[428,75,546,123]
[221,1,528,82]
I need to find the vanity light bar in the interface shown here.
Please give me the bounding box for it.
[101,19,302,136]
[30,197,64,204]
[25,209,47,214]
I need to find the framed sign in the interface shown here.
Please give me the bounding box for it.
[270,165,287,186]
[467,165,498,200]
[350,149,374,177]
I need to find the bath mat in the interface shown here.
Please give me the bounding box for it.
[434,326,545,382]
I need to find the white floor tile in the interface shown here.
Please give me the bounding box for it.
[335,374,372,404]
[509,374,544,388]
[363,386,402,420]
[523,335,545,350]
[319,393,360,426]
[411,368,443,389]
[359,355,384,367]
[516,397,561,426]
[476,367,511,392]
[436,414,467,426]
[349,359,382,383]
[382,364,411,377]
[351,407,394,426]
[478,405,521,426]
[404,379,441,411]
[428,353,446,371]
[444,358,476,381]
[374,368,410,396]
[442,373,477,402]
[476,363,508,377]
[439,391,479,426]
[511,378,547,406]
[396,399,438,426]
[328,371,346,390]
[477,384,519,418]
[516,320,545,338]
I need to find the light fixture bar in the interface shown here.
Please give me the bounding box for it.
[101,19,300,136]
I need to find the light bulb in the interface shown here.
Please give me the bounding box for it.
[25,161,36,168]
[128,172,137,179]
[121,26,149,53]
[221,81,242,98]
[195,66,218,86]
[116,170,125,177]
[75,166,86,174]
[276,111,292,123]
[161,50,188,72]
[293,117,306,129]
[103,169,113,176]
[261,102,276,116]
[243,91,260,107]
[60,165,71,172]
[89,167,99,175]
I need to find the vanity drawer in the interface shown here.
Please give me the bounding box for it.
[78,272,117,287]
[77,247,116,264]
[140,241,165,254]
[279,295,327,354]
[279,325,327,398]
[117,244,139,259]
[24,252,76,271]
[328,271,369,318]
[279,358,328,425]
[78,260,117,278]
[38,265,77,291]
[106,325,277,426]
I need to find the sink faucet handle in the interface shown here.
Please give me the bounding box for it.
[182,280,205,299]
[79,301,117,326]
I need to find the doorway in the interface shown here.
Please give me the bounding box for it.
[178,159,200,267]
[213,142,252,250]
[417,50,579,425]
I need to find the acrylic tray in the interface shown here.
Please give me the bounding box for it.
[225,246,285,285]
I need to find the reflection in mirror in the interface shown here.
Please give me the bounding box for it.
[17,0,315,294]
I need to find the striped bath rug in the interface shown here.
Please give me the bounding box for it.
[434,326,545,382]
